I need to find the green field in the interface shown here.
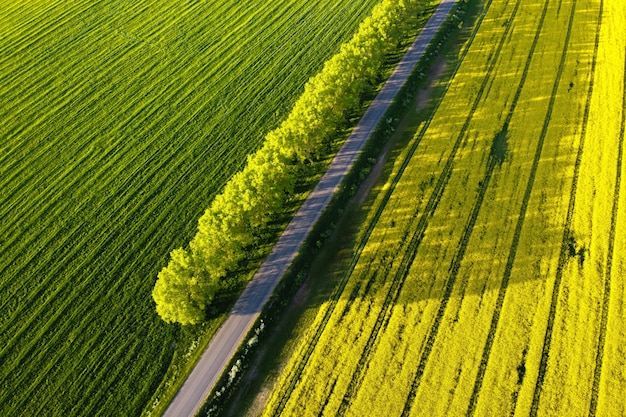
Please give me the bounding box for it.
[263,0,626,415]
[0,0,386,415]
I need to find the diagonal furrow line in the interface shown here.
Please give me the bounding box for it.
[334,2,521,414]
[400,0,556,414]
[271,2,497,414]
[466,0,586,414]
[401,133,499,417]
[588,43,626,417]
[529,3,607,414]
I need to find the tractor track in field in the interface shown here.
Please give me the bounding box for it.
[335,1,504,413]
[528,2,605,414]
[463,0,584,414]
[588,43,626,417]
[399,0,557,414]
[269,2,473,411]
[274,1,502,414]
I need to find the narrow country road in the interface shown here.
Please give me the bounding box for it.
[163,1,458,416]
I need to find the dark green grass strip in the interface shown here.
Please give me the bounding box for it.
[400,0,556,414]
[466,0,586,414]
[588,44,626,417]
[317,378,339,417]
[269,3,501,415]
[528,5,610,416]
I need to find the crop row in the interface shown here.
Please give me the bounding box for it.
[587,45,625,417]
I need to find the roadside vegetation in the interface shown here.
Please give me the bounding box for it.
[262,0,626,415]
[152,0,442,325]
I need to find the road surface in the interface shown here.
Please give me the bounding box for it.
[163,1,458,415]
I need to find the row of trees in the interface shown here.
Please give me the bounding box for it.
[153,0,426,325]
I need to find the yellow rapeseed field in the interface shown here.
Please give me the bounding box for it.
[263,0,625,415]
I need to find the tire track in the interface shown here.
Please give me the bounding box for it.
[399,0,555,414]
[334,3,513,414]
[466,0,586,414]
[588,43,626,417]
[528,3,608,414]
[270,2,497,414]
[337,0,525,411]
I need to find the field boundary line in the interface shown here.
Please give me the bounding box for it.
[163,2,460,417]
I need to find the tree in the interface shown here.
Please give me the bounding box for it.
[153,0,425,325]
[152,248,216,325]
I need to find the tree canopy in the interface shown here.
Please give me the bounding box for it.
[152,249,216,325]
[153,0,425,324]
